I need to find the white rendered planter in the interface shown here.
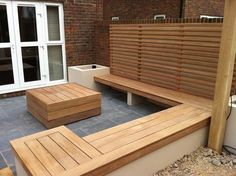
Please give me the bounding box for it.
[224,95,236,149]
[68,64,110,91]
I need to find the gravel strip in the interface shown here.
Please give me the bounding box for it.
[154,147,236,176]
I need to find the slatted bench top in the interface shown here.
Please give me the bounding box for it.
[84,104,211,154]
[26,83,101,128]
[11,105,211,176]
[95,74,213,109]
[10,126,102,176]
[27,83,101,110]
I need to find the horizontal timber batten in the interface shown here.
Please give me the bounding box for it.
[110,23,236,99]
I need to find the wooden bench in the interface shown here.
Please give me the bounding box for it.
[26,83,101,128]
[10,74,212,176]
[11,108,210,176]
[94,74,212,109]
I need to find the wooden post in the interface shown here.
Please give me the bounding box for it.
[208,0,236,153]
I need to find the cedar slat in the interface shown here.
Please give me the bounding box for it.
[110,23,236,99]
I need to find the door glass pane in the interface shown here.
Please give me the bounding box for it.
[0,5,10,43]
[18,6,37,42]
[22,47,41,82]
[47,6,60,41]
[48,45,63,81]
[0,48,14,85]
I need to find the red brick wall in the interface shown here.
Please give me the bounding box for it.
[184,0,224,18]
[64,0,103,65]
[103,0,182,20]
[94,21,110,66]
[94,0,182,67]
[27,0,103,66]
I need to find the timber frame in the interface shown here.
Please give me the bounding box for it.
[208,0,236,153]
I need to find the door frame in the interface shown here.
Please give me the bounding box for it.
[0,0,67,94]
[0,0,19,92]
[12,1,47,88]
[43,2,67,84]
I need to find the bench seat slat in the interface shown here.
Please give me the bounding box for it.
[83,104,192,143]
[37,135,79,170]
[25,139,65,176]
[95,107,207,153]
[88,104,200,149]
[49,133,91,164]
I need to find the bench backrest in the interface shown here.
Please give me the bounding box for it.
[109,23,236,99]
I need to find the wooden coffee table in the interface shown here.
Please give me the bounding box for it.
[26,83,101,128]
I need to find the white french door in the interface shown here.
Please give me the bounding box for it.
[13,1,46,88]
[0,1,66,94]
[0,1,19,92]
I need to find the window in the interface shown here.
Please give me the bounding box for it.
[45,4,65,82]
[111,16,119,21]
[47,45,63,81]
[47,6,60,41]
[154,14,166,20]
[0,5,10,43]
[200,15,223,19]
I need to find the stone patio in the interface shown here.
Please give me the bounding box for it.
[0,88,164,175]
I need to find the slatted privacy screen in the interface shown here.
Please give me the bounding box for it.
[110,23,236,99]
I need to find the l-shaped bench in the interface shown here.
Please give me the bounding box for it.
[10,74,212,176]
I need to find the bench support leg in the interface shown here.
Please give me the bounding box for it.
[127,92,143,106]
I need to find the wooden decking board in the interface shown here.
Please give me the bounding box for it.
[28,105,101,129]
[52,86,76,99]
[47,95,101,112]
[39,89,63,103]
[47,100,101,120]
[25,139,65,175]
[59,84,83,98]
[46,87,71,101]
[96,109,207,153]
[57,127,102,159]
[63,84,87,97]
[37,135,79,170]
[27,89,54,105]
[64,84,90,96]
[70,83,95,95]
[13,145,54,176]
[84,103,192,142]
[49,133,92,164]
[89,105,201,148]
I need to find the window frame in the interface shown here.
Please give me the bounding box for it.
[43,3,67,84]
